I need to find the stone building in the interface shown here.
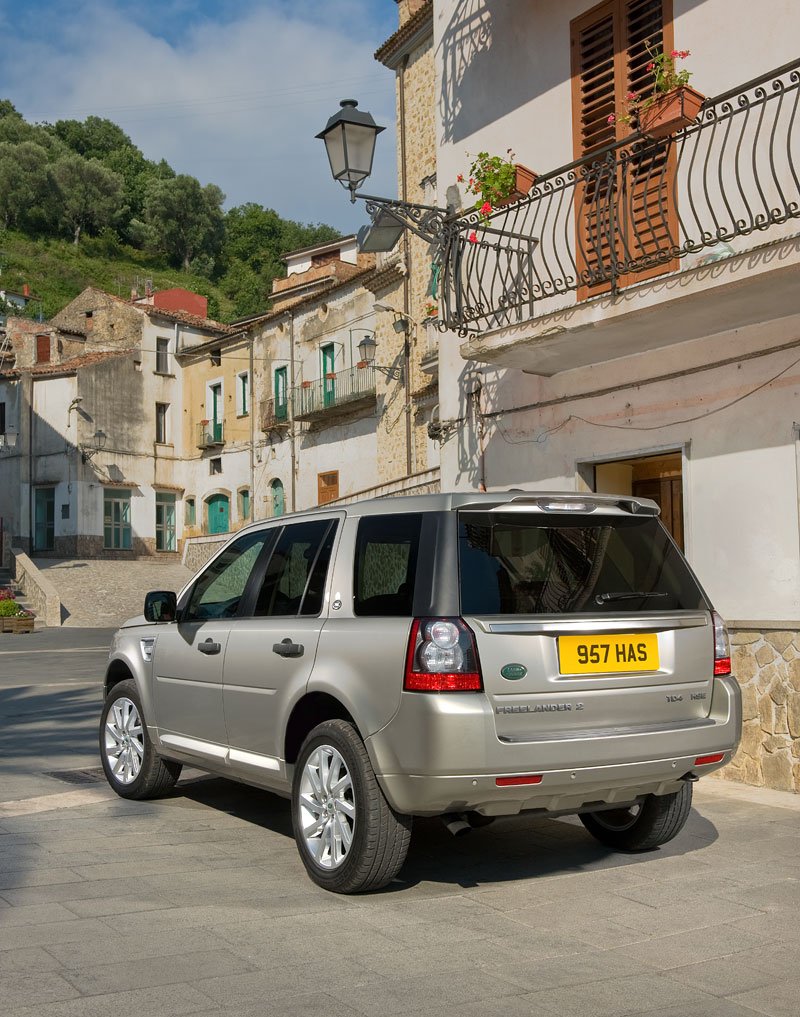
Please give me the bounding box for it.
[0,287,238,559]
[370,0,441,495]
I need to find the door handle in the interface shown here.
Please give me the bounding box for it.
[273,637,304,658]
[198,639,221,655]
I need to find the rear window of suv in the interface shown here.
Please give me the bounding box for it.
[459,512,707,615]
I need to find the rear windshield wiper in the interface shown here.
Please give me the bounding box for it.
[595,591,669,604]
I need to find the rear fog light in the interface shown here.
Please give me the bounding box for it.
[496,775,543,787]
[694,753,725,766]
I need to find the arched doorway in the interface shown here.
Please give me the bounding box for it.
[206,493,230,534]
[270,479,285,518]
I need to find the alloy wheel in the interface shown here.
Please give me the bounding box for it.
[298,744,356,869]
[104,697,145,785]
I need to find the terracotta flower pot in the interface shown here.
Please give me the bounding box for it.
[496,163,538,206]
[301,381,312,389]
[639,86,705,139]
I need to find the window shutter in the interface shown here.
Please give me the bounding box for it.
[571,0,676,295]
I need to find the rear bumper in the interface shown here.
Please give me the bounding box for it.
[366,675,741,816]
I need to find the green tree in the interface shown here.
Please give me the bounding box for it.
[144,175,225,271]
[0,142,51,231]
[49,154,125,244]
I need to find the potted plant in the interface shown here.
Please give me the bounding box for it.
[324,372,336,380]
[609,47,703,139]
[301,380,312,389]
[459,149,537,223]
[424,302,438,319]
[0,596,35,634]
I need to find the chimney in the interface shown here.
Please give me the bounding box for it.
[22,284,30,297]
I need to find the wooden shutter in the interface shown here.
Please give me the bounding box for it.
[317,471,339,505]
[36,335,50,363]
[571,0,676,298]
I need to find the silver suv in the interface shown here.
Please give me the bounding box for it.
[100,493,741,893]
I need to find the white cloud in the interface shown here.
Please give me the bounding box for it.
[0,1,398,233]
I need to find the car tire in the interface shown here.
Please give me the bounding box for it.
[579,782,693,851]
[291,719,412,894]
[99,679,182,800]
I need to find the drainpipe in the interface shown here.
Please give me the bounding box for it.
[27,380,33,554]
[248,334,255,521]
[288,311,297,512]
[399,53,413,477]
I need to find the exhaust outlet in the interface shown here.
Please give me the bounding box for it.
[442,813,471,837]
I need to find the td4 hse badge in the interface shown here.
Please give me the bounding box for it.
[500,663,527,681]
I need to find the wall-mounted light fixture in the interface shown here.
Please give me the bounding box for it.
[357,335,404,381]
[0,430,18,452]
[79,429,107,463]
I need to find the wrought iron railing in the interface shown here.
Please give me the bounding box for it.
[260,398,289,431]
[439,58,800,335]
[292,364,376,420]
[196,420,224,448]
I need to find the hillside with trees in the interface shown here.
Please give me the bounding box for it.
[0,101,339,321]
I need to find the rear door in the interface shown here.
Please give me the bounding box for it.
[458,506,713,742]
[222,516,342,773]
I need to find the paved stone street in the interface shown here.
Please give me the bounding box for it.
[1,630,799,1017]
[31,559,195,628]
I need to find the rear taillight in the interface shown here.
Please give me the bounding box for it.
[712,611,731,676]
[404,617,483,692]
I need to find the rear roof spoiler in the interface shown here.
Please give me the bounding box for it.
[457,495,660,516]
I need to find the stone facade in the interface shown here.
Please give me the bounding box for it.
[373,3,440,490]
[714,627,800,792]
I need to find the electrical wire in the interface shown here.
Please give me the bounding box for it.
[491,350,800,443]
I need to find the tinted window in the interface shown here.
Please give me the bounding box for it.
[354,514,422,617]
[253,520,334,618]
[185,530,270,621]
[459,512,707,616]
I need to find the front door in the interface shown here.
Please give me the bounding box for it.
[153,529,272,757]
[34,488,55,552]
[271,480,285,518]
[207,494,229,535]
[223,517,340,776]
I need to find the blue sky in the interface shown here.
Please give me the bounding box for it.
[0,0,398,233]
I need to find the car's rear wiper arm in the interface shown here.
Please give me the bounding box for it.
[594,591,669,603]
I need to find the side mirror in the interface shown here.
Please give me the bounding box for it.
[144,590,177,623]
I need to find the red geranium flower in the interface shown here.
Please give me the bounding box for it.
[468,231,478,244]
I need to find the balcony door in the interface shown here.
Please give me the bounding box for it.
[571,0,678,299]
[34,487,55,552]
[321,344,335,408]
[210,383,223,442]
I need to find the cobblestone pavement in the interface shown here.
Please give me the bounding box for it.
[32,559,195,628]
[1,639,799,1017]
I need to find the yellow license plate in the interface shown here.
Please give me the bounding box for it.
[558,634,659,674]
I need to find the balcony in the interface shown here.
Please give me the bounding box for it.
[196,420,225,449]
[292,364,376,423]
[260,398,290,432]
[440,59,800,375]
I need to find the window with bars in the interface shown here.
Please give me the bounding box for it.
[570,0,676,297]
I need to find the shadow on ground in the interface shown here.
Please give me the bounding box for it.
[170,772,719,892]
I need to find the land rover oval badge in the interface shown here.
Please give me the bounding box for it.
[501,663,527,681]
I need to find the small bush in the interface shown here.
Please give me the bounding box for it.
[0,587,16,601]
[0,598,22,617]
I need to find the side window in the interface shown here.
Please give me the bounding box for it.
[253,519,336,618]
[184,530,270,621]
[354,514,422,617]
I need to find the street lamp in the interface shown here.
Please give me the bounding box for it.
[318,99,452,247]
[80,429,107,463]
[316,100,384,203]
[357,335,403,381]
